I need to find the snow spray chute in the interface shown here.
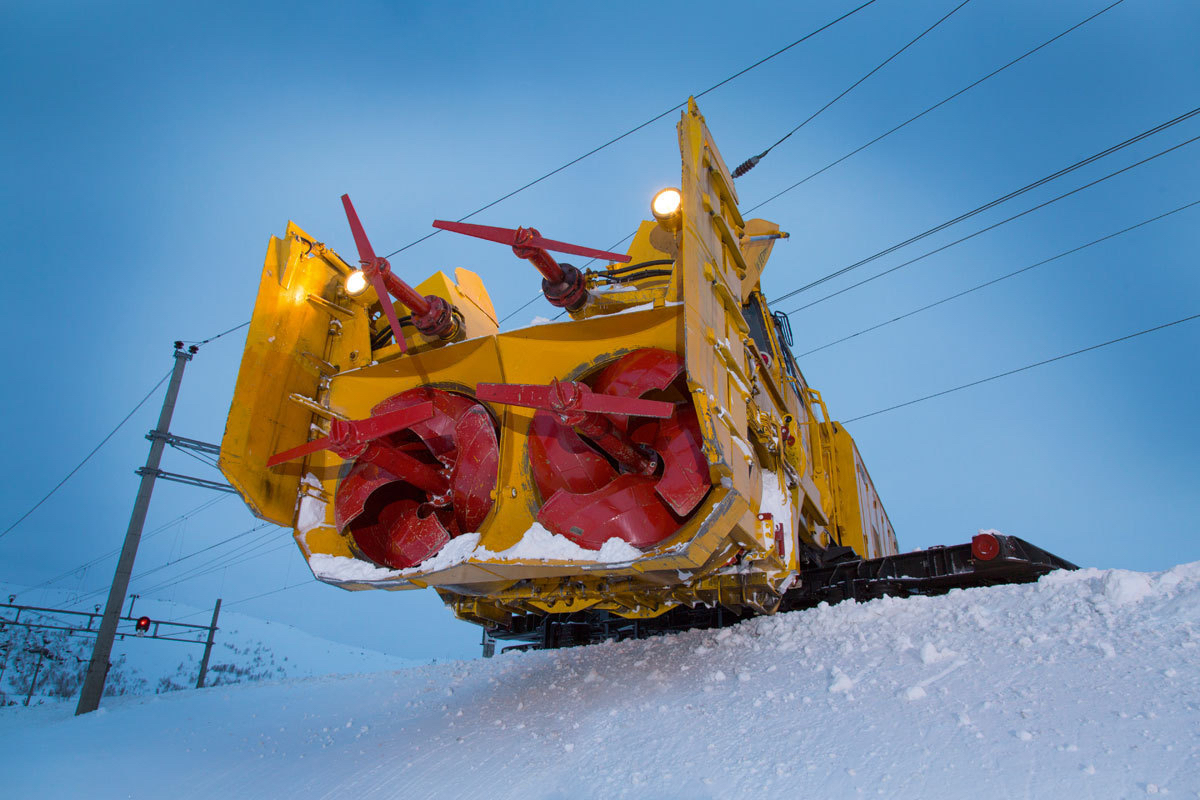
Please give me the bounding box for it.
[516,349,710,550]
[334,388,500,569]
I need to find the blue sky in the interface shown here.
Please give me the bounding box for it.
[1,0,1197,661]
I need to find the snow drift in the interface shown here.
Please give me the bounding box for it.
[2,562,1198,799]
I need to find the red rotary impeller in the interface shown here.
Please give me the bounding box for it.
[335,388,500,569]
[522,349,711,550]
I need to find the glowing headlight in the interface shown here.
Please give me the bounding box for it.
[345,270,368,295]
[652,187,682,220]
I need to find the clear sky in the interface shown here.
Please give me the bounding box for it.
[2,0,1197,662]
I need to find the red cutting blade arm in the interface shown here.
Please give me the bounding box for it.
[266,438,330,468]
[341,193,378,262]
[432,220,631,263]
[266,402,435,468]
[341,194,409,352]
[475,382,673,419]
[350,401,435,442]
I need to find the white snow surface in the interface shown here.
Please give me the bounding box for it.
[310,525,641,583]
[4,562,1200,798]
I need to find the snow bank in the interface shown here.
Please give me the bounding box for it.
[3,562,1198,799]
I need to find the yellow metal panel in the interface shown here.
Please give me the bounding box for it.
[219,222,372,526]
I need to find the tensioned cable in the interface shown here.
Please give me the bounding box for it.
[744,0,1128,215]
[798,198,1200,357]
[770,105,1200,305]
[732,0,974,178]
[123,527,284,600]
[499,0,1128,326]
[0,369,173,542]
[223,582,307,609]
[132,538,289,600]
[65,523,280,606]
[843,311,1200,423]
[378,0,882,261]
[20,496,229,595]
[784,131,1200,316]
[179,320,250,347]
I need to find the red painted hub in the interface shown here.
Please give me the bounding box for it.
[335,388,499,569]
[529,349,711,551]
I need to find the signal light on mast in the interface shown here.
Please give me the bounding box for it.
[135,616,151,635]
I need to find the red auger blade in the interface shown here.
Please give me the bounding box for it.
[432,220,632,263]
[266,401,435,467]
[476,381,673,419]
[342,193,408,352]
[265,438,330,469]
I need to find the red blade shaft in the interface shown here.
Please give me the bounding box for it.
[341,194,378,263]
[476,382,673,418]
[267,402,435,468]
[342,193,410,351]
[432,220,631,263]
[362,443,449,496]
[266,437,331,468]
[352,401,435,442]
[371,272,408,353]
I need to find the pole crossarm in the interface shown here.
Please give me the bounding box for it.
[148,430,221,456]
[133,468,238,495]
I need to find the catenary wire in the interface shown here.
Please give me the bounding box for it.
[499,0,1126,325]
[732,0,974,178]
[744,0,1128,214]
[783,131,1200,316]
[0,368,173,542]
[20,496,230,596]
[843,311,1200,423]
[65,523,280,606]
[378,0,882,261]
[770,105,1200,305]
[179,320,251,347]
[798,198,1200,357]
[123,527,286,600]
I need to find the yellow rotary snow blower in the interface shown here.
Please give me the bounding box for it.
[219,99,1072,648]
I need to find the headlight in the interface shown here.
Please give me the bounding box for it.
[652,187,682,220]
[345,270,368,295]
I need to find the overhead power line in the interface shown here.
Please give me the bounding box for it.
[498,0,1128,327]
[179,320,250,347]
[0,368,173,542]
[844,311,1200,423]
[732,0,974,178]
[379,0,882,260]
[744,0,1129,215]
[21,496,230,596]
[798,198,1200,357]
[770,105,1200,305]
[784,130,1200,316]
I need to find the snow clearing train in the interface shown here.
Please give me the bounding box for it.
[218,100,1074,649]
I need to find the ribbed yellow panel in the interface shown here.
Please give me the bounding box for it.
[219,222,372,526]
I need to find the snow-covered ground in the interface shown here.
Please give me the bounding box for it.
[2,562,1198,799]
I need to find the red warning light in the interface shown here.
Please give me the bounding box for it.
[135,616,151,635]
[971,532,1000,561]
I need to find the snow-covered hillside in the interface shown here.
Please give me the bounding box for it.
[0,587,422,703]
[3,563,1198,799]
